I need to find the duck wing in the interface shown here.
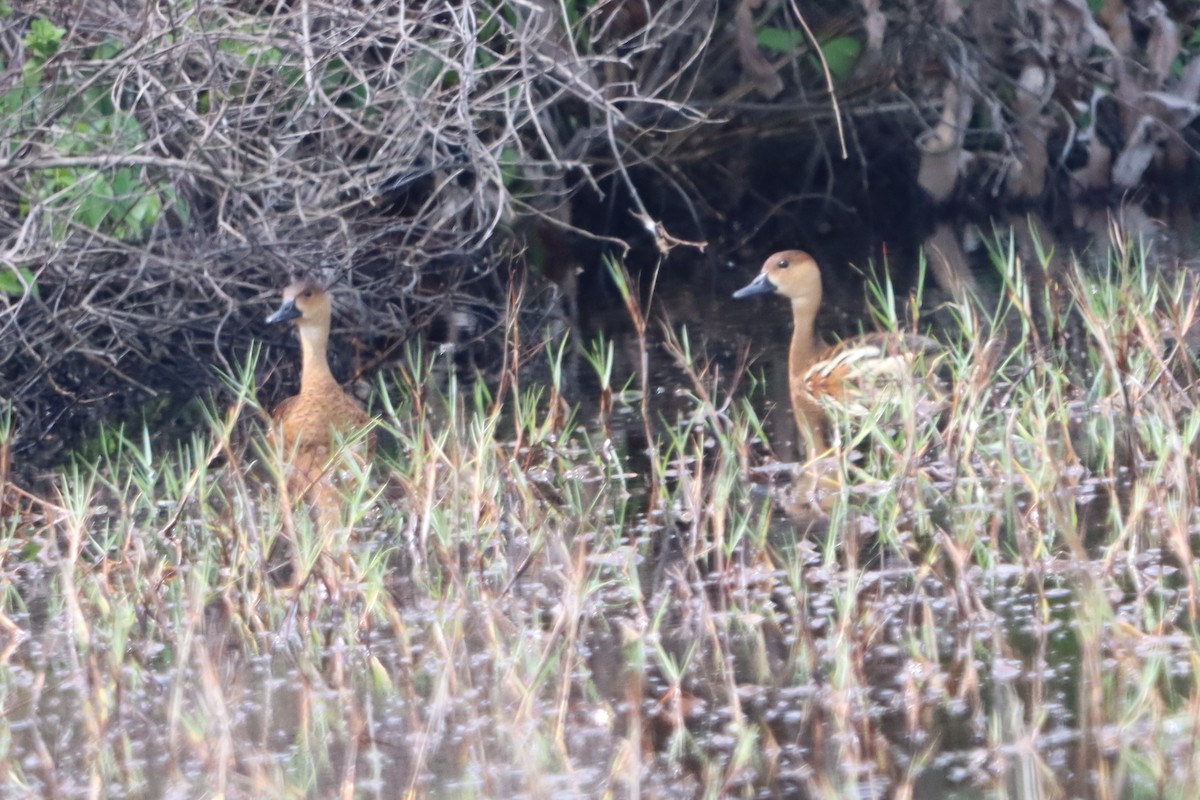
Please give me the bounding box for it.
[803,332,947,418]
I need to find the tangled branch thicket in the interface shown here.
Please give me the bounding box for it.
[0,0,715,460]
[2,0,1200,465]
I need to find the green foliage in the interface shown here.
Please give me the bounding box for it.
[0,266,39,298]
[818,35,861,80]
[497,145,526,195]
[216,32,304,99]
[755,26,802,55]
[3,19,184,241]
[215,29,367,109]
[755,28,860,80]
[476,0,516,60]
[403,49,452,95]
[24,17,64,61]
[324,57,368,108]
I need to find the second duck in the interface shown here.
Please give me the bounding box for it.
[733,249,944,457]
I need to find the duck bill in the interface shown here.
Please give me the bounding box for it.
[732,272,775,299]
[266,299,302,324]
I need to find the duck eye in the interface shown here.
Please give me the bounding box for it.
[301,289,313,298]
[777,259,790,269]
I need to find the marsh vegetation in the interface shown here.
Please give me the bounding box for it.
[5,239,1200,798]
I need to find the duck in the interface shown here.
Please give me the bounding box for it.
[733,249,943,457]
[266,280,373,500]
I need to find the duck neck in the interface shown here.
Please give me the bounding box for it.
[789,298,828,456]
[298,322,338,394]
[788,298,821,374]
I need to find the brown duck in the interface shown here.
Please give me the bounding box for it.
[734,249,943,456]
[266,280,372,497]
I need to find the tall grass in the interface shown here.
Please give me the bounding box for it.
[2,238,1200,797]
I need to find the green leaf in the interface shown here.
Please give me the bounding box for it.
[324,58,368,109]
[0,266,39,298]
[81,86,116,118]
[498,145,521,190]
[78,174,114,229]
[93,38,123,60]
[368,655,393,692]
[25,18,65,60]
[80,198,108,229]
[275,66,305,92]
[49,166,73,191]
[818,35,861,80]
[21,61,44,88]
[128,193,161,226]
[170,188,190,225]
[218,38,285,68]
[756,27,803,55]
[404,51,446,94]
[0,85,30,116]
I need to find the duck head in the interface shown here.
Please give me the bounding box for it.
[732,250,823,306]
[267,280,332,331]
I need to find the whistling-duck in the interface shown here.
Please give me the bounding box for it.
[734,250,941,456]
[266,280,372,495]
